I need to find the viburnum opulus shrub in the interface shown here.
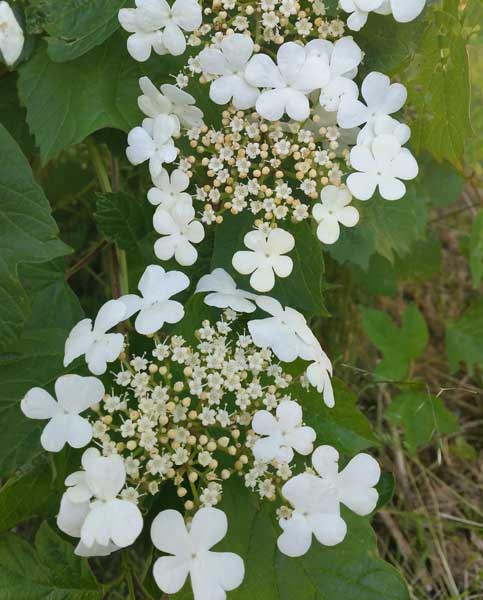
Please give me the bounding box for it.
[0,0,478,598]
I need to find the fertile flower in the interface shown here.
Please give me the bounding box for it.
[126,115,178,179]
[153,203,205,266]
[20,375,104,452]
[277,472,347,557]
[312,185,359,244]
[57,448,143,552]
[139,77,204,129]
[148,168,192,208]
[64,299,126,375]
[119,0,202,60]
[151,508,244,599]
[245,42,330,121]
[195,268,258,313]
[248,296,317,362]
[120,265,189,335]
[306,37,362,112]
[337,71,407,142]
[0,1,24,66]
[252,400,316,463]
[312,445,381,514]
[232,228,294,292]
[199,33,259,110]
[347,134,419,201]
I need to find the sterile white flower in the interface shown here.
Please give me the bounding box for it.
[20,375,104,452]
[245,42,330,121]
[306,37,362,112]
[126,114,178,179]
[57,448,143,553]
[138,77,204,129]
[0,1,24,66]
[199,33,259,110]
[195,268,258,313]
[337,71,407,143]
[347,134,419,201]
[64,299,126,375]
[311,445,381,516]
[148,168,192,208]
[151,507,244,599]
[119,264,189,335]
[119,0,202,60]
[277,472,347,556]
[252,400,316,463]
[153,203,205,266]
[232,228,294,292]
[339,0,387,31]
[312,185,359,244]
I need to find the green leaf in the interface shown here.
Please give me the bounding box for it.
[416,154,464,207]
[446,299,483,373]
[0,123,70,350]
[360,305,428,381]
[0,73,35,156]
[469,211,483,288]
[408,3,472,168]
[386,390,459,454]
[31,0,127,62]
[0,525,102,599]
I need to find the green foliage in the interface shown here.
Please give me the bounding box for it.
[386,390,459,454]
[360,305,429,381]
[0,523,103,598]
[446,299,483,373]
[469,211,483,288]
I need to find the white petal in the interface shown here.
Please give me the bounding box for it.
[221,33,254,69]
[252,436,281,463]
[174,238,198,266]
[190,507,228,550]
[250,265,275,292]
[276,42,306,83]
[268,228,295,255]
[41,415,80,452]
[57,494,89,538]
[162,22,186,55]
[284,89,311,121]
[245,54,284,88]
[135,300,184,334]
[172,0,202,31]
[105,499,144,547]
[312,445,340,479]
[272,255,293,279]
[285,426,316,456]
[330,36,362,77]
[85,333,124,375]
[85,454,126,500]
[55,374,104,415]
[232,250,260,275]
[309,513,347,546]
[252,410,279,436]
[0,1,24,66]
[276,400,302,429]
[390,0,426,22]
[199,48,230,75]
[277,513,313,557]
[337,454,381,515]
[151,509,190,554]
[21,388,60,420]
[118,294,143,320]
[347,172,378,201]
[316,218,341,245]
[378,176,406,201]
[255,89,287,122]
[126,127,155,164]
[390,147,419,180]
[94,299,126,334]
[153,556,190,594]
[63,319,94,366]
[196,268,236,294]
[75,540,119,557]
[191,551,244,599]
[338,205,360,227]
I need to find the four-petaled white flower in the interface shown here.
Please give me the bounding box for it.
[338,71,407,143]
[57,448,143,555]
[0,1,24,66]
[347,134,419,201]
[119,0,202,60]
[120,265,189,335]
[151,507,244,599]
[64,299,126,375]
[153,203,205,266]
[248,296,318,363]
[245,41,330,121]
[232,228,294,292]
[126,114,179,179]
[148,168,192,208]
[139,77,204,129]
[306,37,362,112]
[252,400,316,463]
[195,268,258,313]
[199,33,259,110]
[312,185,359,244]
[21,375,104,452]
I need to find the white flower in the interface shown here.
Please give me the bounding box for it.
[232,228,294,292]
[199,33,259,110]
[195,268,258,313]
[126,114,178,180]
[245,42,330,121]
[347,134,419,201]
[248,296,318,363]
[277,472,347,556]
[306,358,335,408]
[119,265,189,335]
[339,0,387,30]
[64,299,126,375]
[153,203,205,266]
[311,445,381,515]
[306,37,362,112]
[57,448,143,553]
[312,185,359,244]
[119,0,202,60]
[20,376,104,452]
[148,168,192,208]
[252,400,316,463]
[337,72,407,143]
[0,1,24,66]
[138,77,204,129]
[151,507,244,599]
